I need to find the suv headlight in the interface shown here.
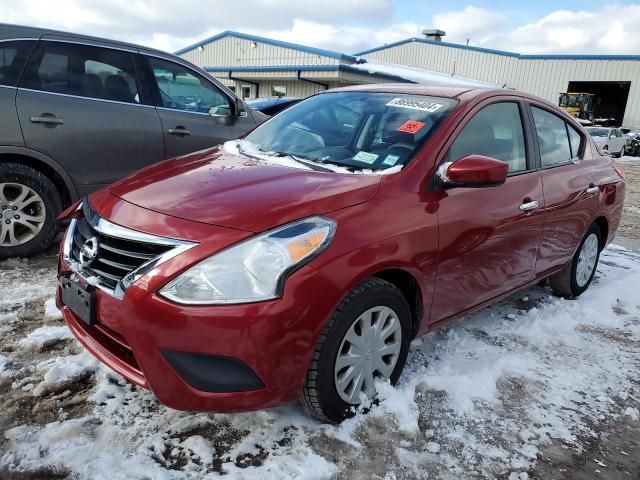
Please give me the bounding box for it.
[159,216,336,305]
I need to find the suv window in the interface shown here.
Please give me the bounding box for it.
[531,107,576,166]
[445,102,527,173]
[0,41,34,87]
[148,57,230,115]
[21,41,140,104]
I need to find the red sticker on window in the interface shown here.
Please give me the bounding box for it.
[397,120,425,134]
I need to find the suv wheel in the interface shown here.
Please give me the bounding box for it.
[301,278,412,422]
[0,163,62,259]
[549,223,601,298]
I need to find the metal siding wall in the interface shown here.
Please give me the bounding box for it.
[363,44,640,126]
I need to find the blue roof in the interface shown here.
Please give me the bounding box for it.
[354,37,640,61]
[175,30,360,63]
[203,64,413,83]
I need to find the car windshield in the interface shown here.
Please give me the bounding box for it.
[585,127,609,138]
[242,91,457,172]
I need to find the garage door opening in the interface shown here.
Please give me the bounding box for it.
[567,81,631,126]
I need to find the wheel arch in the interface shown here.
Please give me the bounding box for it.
[593,215,609,250]
[371,268,423,338]
[0,147,77,207]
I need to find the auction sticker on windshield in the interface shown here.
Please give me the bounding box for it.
[386,98,444,113]
[397,120,425,134]
[353,151,379,164]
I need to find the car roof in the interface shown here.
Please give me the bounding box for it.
[0,22,171,58]
[326,83,503,99]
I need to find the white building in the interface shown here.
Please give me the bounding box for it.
[177,30,640,126]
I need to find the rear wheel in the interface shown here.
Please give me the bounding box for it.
[0,163,62,259]
[549,224,601,298]
[301,278,412,423]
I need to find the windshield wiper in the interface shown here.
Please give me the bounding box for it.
[271,152,336,173]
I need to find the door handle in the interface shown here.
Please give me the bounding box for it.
[168,127,191,136]
[519,200,539,212]
[30,115,64,126]
[586,184,599,195]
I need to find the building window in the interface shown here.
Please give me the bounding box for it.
[271,85,286,97]
[241,85,251,100]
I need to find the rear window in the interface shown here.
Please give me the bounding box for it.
[244,92,457,172]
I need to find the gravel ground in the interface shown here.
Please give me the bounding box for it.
[0,161,638,479]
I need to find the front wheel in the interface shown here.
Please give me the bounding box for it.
[301,278,412,423]
[549,224,601,298]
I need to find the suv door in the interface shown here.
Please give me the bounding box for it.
[16,38,164,196]
[0,40,34,147]
[529,104,600,276]
[143,55,257,158]
[430,100,545,323]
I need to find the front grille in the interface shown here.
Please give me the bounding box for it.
[71,217,171,290]
[65,202,196,297]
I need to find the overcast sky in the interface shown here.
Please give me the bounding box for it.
[2,1,639,55]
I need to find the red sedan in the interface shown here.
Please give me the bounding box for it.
[57,84,625,422]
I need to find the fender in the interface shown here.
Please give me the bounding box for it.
[0,145,79,201]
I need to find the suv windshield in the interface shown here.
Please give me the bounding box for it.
[242,92,457,172]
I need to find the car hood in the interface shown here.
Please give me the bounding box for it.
[106,147,381,232]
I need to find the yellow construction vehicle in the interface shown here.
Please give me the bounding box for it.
[559,92,595,124]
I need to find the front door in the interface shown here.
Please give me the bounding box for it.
[144,56,256,159]
[16,39,164,196]
[430,100,545,323]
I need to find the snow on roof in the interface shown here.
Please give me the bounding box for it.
[352,59,500,88]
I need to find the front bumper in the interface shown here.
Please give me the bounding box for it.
[57,192,344,412]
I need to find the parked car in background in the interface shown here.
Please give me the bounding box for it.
[584,127,626,157]
[620,126,640,154]
[0,23,266,258]
[57,84,625,422]
[246,96,302,116]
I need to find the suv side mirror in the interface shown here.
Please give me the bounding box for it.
[439,155,509,188]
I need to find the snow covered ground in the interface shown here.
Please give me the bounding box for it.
[0,245,639,479]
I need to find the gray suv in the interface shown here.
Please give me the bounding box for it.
[0,24,266,258]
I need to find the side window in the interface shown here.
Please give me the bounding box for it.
[567,124,583,159]
[21,41,140,104]
[615,129,623,138]
[0,41,34,87]
[148,57,230,114]
[531,107,572,167]
[446,102,527,173]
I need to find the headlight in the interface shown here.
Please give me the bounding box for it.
[159,216,336,305]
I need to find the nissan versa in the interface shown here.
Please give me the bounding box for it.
[57,84,625,422]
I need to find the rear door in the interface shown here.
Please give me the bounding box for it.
[430,99,545,323]
[0,40,35,146]
[16,38,164,196]
[142,55,256,158]
[528,104,600,276]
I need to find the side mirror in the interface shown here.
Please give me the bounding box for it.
[439,155,509,188]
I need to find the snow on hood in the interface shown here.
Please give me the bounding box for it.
[351,59,500,88]
[222,140,403,176]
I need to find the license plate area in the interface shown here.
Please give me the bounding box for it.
[60,277,96,326]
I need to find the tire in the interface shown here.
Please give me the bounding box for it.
[549,223,601,298]
[0,163,62,259]
[614,146,624,158]
[301,278,412,423]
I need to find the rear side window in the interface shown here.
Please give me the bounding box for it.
[0,41,34,87]
[567,124,582,159]
[531,107,576,166]
[445,102,527,173]
[21,41,141,104]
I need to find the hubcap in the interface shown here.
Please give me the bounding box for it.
[0,183,46,247]
[576,233,599,287]
[334,306,402,404]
